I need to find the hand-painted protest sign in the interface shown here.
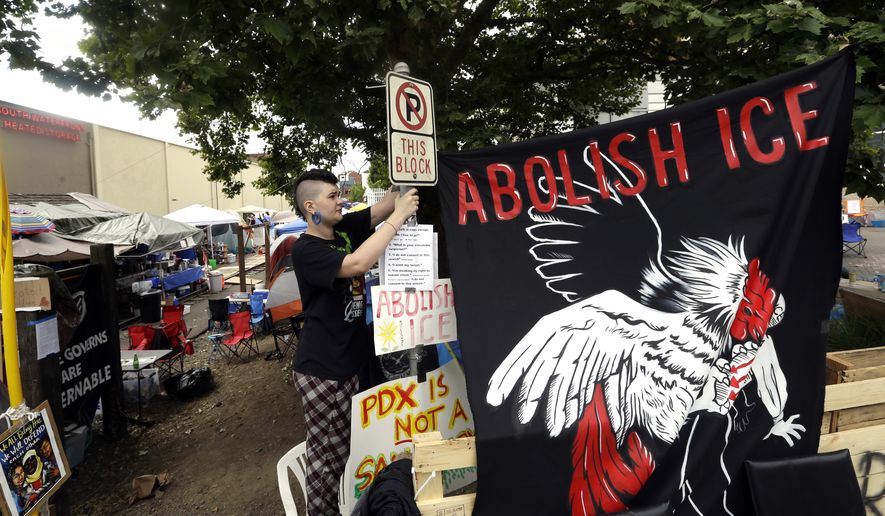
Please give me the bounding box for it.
[438,52,854,515]
[371,279,456,355]
[380,223,434,290]
[0,402,69,516]
[343,360,474,513]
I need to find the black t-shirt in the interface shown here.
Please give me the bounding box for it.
[291,209,373,380]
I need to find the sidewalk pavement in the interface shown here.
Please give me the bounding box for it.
[842,227,885,282]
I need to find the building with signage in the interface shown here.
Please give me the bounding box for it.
[1,100,290,215]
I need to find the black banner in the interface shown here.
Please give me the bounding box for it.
[438,52,854,515]
[60,265,114,424]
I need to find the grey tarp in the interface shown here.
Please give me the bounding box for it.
[62,212,204,254]
[32,202,127,234]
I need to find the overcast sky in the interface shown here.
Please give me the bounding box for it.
[0,10,367,173]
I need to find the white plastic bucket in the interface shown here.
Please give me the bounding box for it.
[208,271,223,293]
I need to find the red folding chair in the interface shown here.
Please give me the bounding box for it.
[221,311,259,362]
[162,305,194,355]
[127,325,156,350]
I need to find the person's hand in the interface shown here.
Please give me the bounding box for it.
[392,188,419,223]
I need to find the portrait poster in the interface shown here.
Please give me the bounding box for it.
[0,402,70,516]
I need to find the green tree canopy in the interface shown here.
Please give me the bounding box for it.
[367,154,391,189]
[617,0,885,201]
[4,0,883,200]
[348,183,366,202]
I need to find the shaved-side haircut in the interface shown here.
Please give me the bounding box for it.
[292,168,338,218]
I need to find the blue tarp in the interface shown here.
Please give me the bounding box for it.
[162,266,204,291]
[275,219,308,237]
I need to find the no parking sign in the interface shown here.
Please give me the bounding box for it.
[386,72,437,186]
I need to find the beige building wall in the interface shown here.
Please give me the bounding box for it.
[165,144,214,211]
[0,101,92,195]
[240,164,265,209]
[3,99,294,216]
[210,162,289,214]
[92,125,168,214]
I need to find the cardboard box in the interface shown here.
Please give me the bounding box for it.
[13,277,51,310]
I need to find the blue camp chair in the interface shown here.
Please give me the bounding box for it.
[250,293,268,334]
[842,222,867,258]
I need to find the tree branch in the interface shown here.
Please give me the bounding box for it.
[445,0,501,75]
[489,17,551,30]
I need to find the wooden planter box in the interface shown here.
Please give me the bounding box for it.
[825,346,885,433]
[412,432,476,515]
[821,346,885,514]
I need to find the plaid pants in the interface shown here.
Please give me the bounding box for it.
[294,372,359,516]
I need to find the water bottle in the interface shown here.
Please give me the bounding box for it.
[874,273,885,292]
[132,354,139,370]
[829,302,845,321]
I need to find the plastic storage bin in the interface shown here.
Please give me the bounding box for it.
[122,368,160,403]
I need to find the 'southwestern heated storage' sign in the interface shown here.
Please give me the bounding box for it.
[386,72,437,185]
[0,103,84,142]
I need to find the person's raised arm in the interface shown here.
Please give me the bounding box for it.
[369,187,398,227]
[338,188,418,277]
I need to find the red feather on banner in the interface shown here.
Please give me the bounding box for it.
[570,385,656,516]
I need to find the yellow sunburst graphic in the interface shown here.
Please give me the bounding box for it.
[377,320,399,352]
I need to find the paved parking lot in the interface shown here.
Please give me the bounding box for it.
[842,226,885,282]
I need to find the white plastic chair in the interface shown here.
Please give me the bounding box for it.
[277,442,307,516]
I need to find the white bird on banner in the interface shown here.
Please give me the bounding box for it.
[486,148,803,516]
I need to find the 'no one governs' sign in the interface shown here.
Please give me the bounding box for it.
[386,72,437,186]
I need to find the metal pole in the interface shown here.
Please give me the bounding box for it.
[390,61,422,378]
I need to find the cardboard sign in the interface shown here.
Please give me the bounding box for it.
[343,360,475,512]
[371,279,457,355]
[10,278,50,311]
[0,402,70,516]
[380,224,434,290]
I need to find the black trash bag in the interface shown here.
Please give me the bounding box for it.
[163,368,214,400]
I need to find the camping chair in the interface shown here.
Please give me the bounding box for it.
[842,222,867,258]
[745,449,864,515]
[162,305,194,355]
[126,323,182,379]
[208,298,232,332]
[268,311,303,358]
[156,305,189,376]
[127,324,156,351]
[220,310,259,362]
[207,298,233,362]
[250,293,268,335]
[277,442,307,516]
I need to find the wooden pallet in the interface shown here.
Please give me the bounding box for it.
[819,376,885,514]
[412,431,476,515]
[825,346,885,433]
